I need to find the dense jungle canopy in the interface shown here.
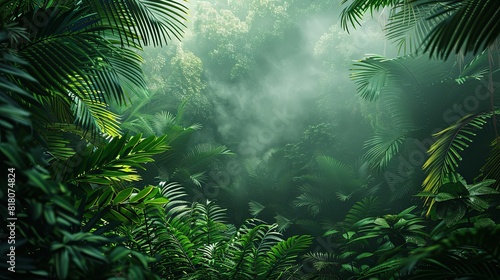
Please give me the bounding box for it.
[1,0,500,279]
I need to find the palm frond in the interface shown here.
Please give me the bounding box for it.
[59,134,168,185]
[0,32,36,129]
[478,138,500,189]
[457,51,488,80]
[294,184,324,216]
[422,110,500,210]
[70,93,121,137]
[415,0,500,59]
[274,214,293,232]
[14,8,147,114]
[85,0,188,47]
[260,235,313,279]
[351,55,392,101]
[182,144,234,172]
[385,4,443,54]
[364,126,406,170]
[249,200,266,217]
[316,156,356,180]
[344,196,381,227]
[340,0,403,31]
[351,54,451,101]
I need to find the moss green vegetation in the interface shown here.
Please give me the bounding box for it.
[1,0,499,279]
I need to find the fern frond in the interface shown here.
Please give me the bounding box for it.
[161,182,191,218]
[260,235,313,279]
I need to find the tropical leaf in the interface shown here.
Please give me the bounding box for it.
[385,4,443,54]
[364,126,406,170]
[259,235,313,279]
[415,0,500,59]
[344,196,381,227]
[351,54,451,101]
[16,7,143,105]
[422,110,500,211]
[455,51,493,84]
[85,0,188,47]
[0,31,36,129]
[70,94,122,137]
[274,213,293,232]
[294,184,324,216]
[478,137,500,189]
[249,200,266,217]
[58,134,168,185]
[340,0,403,32]
[341,0,500,59]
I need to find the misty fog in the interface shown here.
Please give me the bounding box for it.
[132,0,497,230]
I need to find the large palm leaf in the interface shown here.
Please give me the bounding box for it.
[385,4,444,54]
[340,0,403,32]
[351,54,451,102]
[3,0,188,141]
[341,0,500,59]
[56,133,168,186]
[84,0,188,47]
[422,110,500,211]
[416,0,500,59]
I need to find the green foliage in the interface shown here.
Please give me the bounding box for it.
[1,0,189,278]
[116,183,313,279]
[417,175,499,226]
[341,0,500,59]
[55,134,168,186]
[0,32,36,129]
[478,137,500,188]
[422,111,500,210]
[294,156,371,218]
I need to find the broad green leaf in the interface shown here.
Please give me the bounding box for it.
[143,197,169,205]
[109,247,131,262]
[129,185,154,203]
[374,217,390,227]
[113,187,135,204]
[55,250,69,279]
[96,188,114,207]
[435,192,458,202]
